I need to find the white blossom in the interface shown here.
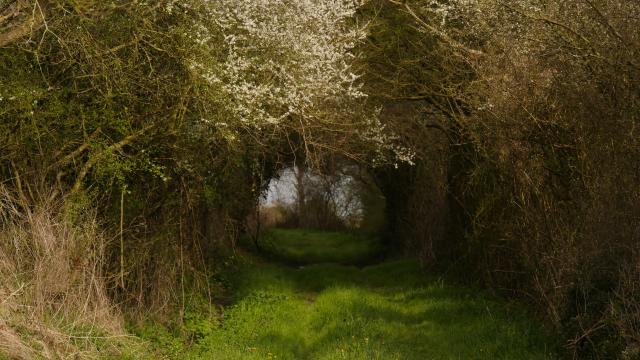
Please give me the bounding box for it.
[176,0,413,164]
[191,0,368,127]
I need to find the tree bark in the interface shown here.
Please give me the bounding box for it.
[294,163,306,227]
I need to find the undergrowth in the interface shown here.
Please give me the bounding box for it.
[0,188,136,360]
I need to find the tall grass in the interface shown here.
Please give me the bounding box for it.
[0,187,129,359]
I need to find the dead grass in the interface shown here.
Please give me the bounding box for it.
[0,187,129,359]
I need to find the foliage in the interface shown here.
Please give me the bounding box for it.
[196,0,412,164]
[2,0,639,358]
[360,0,640,357]
[0,0,398,319]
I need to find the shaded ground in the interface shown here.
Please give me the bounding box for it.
[132,229,558,359]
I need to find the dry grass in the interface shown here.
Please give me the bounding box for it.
[0,187,127,359]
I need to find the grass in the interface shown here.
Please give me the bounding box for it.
[259,228,384,264]
[132,231,558,359]
[176,260,558,360]
[0,194,146,360]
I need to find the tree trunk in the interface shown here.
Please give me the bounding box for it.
[294,164,306,227]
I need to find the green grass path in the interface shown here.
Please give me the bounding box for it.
[174,260,556,359]
[133,230,557,359]
[259,228,384,264]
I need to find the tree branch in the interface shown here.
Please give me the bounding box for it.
[0,0,41,48]
[70,125,154,195]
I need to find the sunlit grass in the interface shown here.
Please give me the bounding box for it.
[168,260,558,359]
[259,228,383,264]
[132,231,558,359]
